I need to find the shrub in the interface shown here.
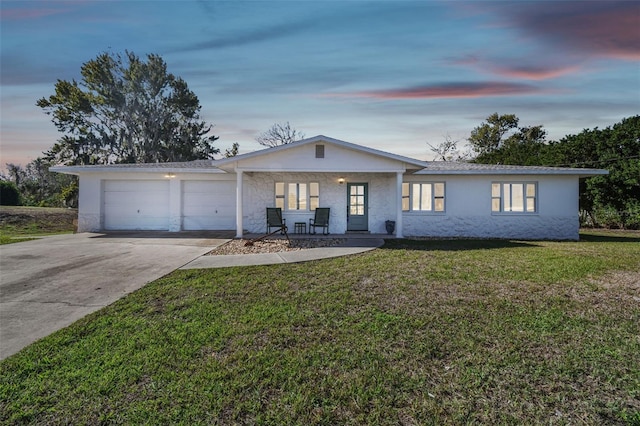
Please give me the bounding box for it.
[0,180,21,205]
[591,204,640,229]
[593,206,623,229]
[621,202,640,230]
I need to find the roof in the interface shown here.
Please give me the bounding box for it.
[212,135,429,170]
[50,136,608,178]
[415,162,608,177]
[50,159,224,175]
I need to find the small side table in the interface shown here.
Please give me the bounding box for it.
[294,222,306,234]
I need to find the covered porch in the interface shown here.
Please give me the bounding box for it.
[232,170,406,239]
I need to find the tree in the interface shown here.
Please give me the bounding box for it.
[224,142,240,158]
[0,180,21,205]
[469,114,549,165]
[1,158,78,207]
[551,116,640,228]
[467,113,519,157]
[37,51,219,165]
[255,122,305,148]
[427,134,471,162]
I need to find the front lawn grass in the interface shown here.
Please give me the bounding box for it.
[0,206,76,244]
[1,230,639,424]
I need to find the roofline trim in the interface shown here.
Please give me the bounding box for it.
[49,166,227,175]
[212,135,429,169]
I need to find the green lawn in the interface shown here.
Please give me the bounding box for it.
[0,206,76,244]
[1,231,639,424]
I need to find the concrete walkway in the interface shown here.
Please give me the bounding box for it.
[1,232,385,360]
[181,237,384,269]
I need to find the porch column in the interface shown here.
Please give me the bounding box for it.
[235,169,243,238]
[396,171,403,238]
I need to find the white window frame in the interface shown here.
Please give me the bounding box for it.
[275,182,319,211]
[492,182,537,213]
[402,182,445,212]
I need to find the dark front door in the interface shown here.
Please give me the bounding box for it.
[347,183,368,231]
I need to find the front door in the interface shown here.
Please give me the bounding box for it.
[347,183,368,231]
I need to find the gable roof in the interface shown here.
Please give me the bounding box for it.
[212,135,429,170]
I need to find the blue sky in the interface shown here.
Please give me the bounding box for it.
[1,0,639,167]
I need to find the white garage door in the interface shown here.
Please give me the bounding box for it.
[104,180,170,230]
[182,180,236,230]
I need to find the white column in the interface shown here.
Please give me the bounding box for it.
[168,177,182,232]
[396,171,403,238]
[235,169,243,238]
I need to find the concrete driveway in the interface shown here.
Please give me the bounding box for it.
[0,232,230,360]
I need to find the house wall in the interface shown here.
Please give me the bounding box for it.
[242,172,398,234]
[402,174,580,240]
[74,169,581,240]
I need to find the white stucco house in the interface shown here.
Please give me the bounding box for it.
[52,135,608,240]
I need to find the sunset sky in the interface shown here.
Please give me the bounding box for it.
[1,0,639,167]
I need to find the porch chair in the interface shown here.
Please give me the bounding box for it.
[309,207,330,235]
[266,207,287,235]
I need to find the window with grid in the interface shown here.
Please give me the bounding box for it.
[492,182,536,213]
[275,182,319,211]
[402,182,445,212]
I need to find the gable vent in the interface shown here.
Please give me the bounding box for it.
[315,144,325,158]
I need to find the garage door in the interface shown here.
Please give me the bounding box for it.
[104,180,170,230]
[182,180,236,230]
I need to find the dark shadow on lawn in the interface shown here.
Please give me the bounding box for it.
[579,233,640,243]
[381,238,540,252]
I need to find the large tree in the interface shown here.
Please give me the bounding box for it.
[467,113,519,158]
[37,51,219,165]
[255,122,305,148]
[468,113,549,165]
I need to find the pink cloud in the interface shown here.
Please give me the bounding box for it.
[0,1,89,21]
[487,64,581,81]
[507,2,640,61]
[325,82,549,100]
[446,54,582,81]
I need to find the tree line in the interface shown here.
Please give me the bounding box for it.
[1,51,637,229]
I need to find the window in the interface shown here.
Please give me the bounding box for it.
[315,144,325,158]
[492,182,536,213]
[275,182,319,211]
[288,183,307,210]
[275,182,285,209]
[402,183,410,211]
[309,182,319,210]
[402,182,445,212]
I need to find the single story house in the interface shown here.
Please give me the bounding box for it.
[52,135,608,240]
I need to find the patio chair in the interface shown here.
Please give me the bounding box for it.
[266,207,287,235]
[309,207,330,235]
